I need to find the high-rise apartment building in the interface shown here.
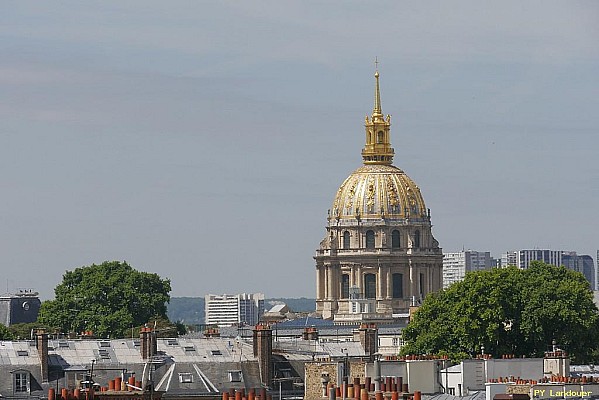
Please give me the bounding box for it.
[500,250,562,269]
[443,251,492,288]
[501,249,595,289]
[562,252,595,289]
[205,293,265,327]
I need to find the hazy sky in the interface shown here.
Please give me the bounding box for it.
[1,2,598,300]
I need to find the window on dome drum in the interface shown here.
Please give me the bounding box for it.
[414,230,420,248]
[343,231,350,249]
[341,274,350,299]
[392,230,400,249]
[366,230,375,249]
[392,273,403,298]
[419,272,425,298]
[364,274,376,299]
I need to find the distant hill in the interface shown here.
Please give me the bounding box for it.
[167,297,205,325]
[167,297,315,325]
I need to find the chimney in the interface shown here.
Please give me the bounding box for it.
[253,323,273,387]
[204,326,221,338]
[35,329,49,382]
[140,327,156,360]
[358,324,378,361]
[303,326,319,341]
[544,341,570,377]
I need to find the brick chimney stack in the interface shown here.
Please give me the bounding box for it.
[358,323,378,361]
[253,323,273,387]
[140,327,156,360]
[35,329,49,382]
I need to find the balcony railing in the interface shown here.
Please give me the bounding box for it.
[316,247,442,256]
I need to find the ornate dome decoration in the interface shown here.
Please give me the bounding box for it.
[314,66,443,323]
[331,165,426,220]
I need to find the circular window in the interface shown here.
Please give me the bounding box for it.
[22,301,30,311]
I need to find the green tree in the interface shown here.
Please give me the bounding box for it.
[0,323,14,340]
[8,322,53,340]
[38,261,171,338]
[401,261,599,363]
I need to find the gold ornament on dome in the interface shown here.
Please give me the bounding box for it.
[366,179,375,212]
[345,180,356,211]
[387,176,399,207]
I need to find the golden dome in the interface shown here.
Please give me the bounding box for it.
[331,164,426,220]
[330,67,427,221]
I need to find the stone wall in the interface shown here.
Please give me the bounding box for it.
[304,360,367,400]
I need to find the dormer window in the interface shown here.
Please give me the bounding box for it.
[229,370,242,382]
[13,370,29,393]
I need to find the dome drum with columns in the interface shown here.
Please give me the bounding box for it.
[314,70,443,324]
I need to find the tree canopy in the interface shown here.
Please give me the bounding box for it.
[0,323,14,340]
[400,261,599,363]
[38,261,171,338]
[8,322,52,340]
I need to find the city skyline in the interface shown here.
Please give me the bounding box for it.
[1,2,598,300]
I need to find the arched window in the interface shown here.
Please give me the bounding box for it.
[364,274,376,299]
[414,230,420,248]
[341,274,350,299]
[343,231,350,250]
[377,131,384,143]
[366,230,375,250]
[391,230,400,249]
[392,273,403,298]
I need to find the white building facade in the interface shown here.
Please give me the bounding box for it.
[205,293,265,327]
[501,250,563,269]
[442,250,492,288]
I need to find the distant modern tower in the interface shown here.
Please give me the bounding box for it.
[502,249,595,289]
[443,250,492,288]
[501,249,562,269]
[562,252,595,289]
[204,293,265,327]
[314,69,443,323]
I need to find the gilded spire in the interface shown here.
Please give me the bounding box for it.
[362,67,394,165]
[373,70,382,118]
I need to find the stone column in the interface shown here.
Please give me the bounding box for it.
[324,266,329,299]
[316,267,321,300]
[328,265,335,300]
[358,268,364,296]
[377,264,383,300]
[409,260,417,301]
[386,266,392,299]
